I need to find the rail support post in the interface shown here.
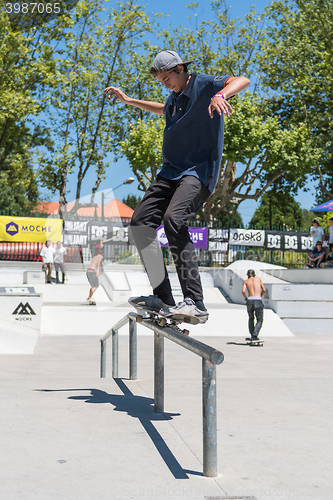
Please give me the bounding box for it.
[100,340,106,378]
[112,329,119,378]
[154,332,164,413]
[129,318,137,380]
[202,358,217,477]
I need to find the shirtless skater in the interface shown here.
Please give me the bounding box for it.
[86,245,104,304]
[242,269,266,340]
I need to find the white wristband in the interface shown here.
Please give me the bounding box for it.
[211,93,226,100]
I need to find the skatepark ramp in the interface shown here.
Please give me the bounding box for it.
[100,312,224,478]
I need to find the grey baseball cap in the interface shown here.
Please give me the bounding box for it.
[150,50,193,75]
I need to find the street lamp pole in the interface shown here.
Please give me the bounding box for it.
[101,177,134,221]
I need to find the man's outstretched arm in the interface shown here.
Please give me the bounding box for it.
[104,86,164,115]
[208,76,250,118]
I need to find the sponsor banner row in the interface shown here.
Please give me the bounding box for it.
[0,217,315,253]
[64,222,214,250]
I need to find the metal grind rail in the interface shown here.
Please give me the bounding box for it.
[100,311,224,477]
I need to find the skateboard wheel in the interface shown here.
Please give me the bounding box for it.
[183,329,189,336]
[136,315,143,323]
[158,317,166,327]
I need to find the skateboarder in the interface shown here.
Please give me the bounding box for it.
[242,269,266,340]
[86,246,104,303]
[104,50,250,323]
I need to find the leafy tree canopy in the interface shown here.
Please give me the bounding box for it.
[259,0,333,200]
[123,194,142,210]
[249,190,305,230]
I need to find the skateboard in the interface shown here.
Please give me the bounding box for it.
[85,300,96,305]
[246,337,264,347]
[128,299,199,336]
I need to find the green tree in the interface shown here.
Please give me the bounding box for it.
[0,0,73,210]
[301,209,316,231]
[118,115,164,191]
[36,0,155,216]
[317,212,333,233]
[249,190,304,229]
[201,92,316,221]
[111,45,166,190]
[259,0,333,201]
[123,194,142,210]
[112,2,317,223]
[215,204,243,227]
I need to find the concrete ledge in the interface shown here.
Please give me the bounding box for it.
[283,318,333,334]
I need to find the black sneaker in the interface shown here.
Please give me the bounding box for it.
[128,295,170,312]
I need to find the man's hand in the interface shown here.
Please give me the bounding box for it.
[103,86,129,105]
[208,95,233,118]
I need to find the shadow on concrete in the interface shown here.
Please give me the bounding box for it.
[37,379,202,479]
[226,341,249,346]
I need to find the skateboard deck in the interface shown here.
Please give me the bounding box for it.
[84,300,96,305]
[246,337,264,346]
[128,299,199,336]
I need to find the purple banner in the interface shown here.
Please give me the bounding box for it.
[156,225,208,249]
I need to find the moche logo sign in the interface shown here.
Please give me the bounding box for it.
[12,302,36,321]
[6,222,19,236]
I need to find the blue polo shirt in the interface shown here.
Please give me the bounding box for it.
[159,72,230,193]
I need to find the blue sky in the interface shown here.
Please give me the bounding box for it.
[42,0,317,224]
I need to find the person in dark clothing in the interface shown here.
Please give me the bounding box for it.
[104,50,250,322]
[308,241,325,268]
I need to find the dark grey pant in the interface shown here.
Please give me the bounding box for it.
[247,299,264,337]
[130,175,210,303]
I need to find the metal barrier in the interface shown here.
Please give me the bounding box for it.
[100,311,224,477]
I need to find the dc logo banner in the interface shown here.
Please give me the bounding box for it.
[265,232,283,251]
[89,224,109,241]
[265,231,314,253]
[301,235,313,251]
[284,234,298,251]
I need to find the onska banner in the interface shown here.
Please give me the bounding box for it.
[229,228,265,246]
[156,225,208,249]
[0,216,62,243]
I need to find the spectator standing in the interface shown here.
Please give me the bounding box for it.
[310,218,324,250]
[40,240,55,283]
[54,241,67,284]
